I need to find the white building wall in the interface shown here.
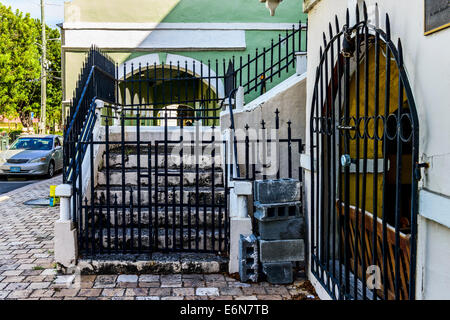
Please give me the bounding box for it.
[303,0,450,300]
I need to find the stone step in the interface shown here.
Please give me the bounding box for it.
[97,169,224,187]
[103,152,222,170]
[94,186,226,206]
[77,252,229,275]
[81,228,227,253]
[87,207,227,228]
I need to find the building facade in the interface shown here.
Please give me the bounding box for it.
[60,0,306,121]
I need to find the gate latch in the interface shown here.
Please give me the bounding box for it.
[341,154,354,168]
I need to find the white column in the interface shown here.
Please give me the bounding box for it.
[54,184,78,268]
[296,52,307,76]
[235,86,245,111]
[55,184,73,221]
[229,180,253,273]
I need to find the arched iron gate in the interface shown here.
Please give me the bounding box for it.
[309,4,420,300]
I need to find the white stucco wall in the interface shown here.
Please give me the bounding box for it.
[303,0,450,300]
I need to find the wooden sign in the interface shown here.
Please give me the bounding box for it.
[424,0,450,35]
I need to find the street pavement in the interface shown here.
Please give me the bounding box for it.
[0,176,317,300]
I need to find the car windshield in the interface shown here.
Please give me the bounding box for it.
[9,138,53,151]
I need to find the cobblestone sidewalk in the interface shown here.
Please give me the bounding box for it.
[0,177,317,300]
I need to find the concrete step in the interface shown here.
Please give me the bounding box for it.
[94,186,226,206]
[82,228,227,253]
[87,207,227,228]
[97,169,224,187]
[103,152,222,170]
[78,252,229,275]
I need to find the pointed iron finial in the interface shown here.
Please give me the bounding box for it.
[398,38,403,66]
[335,15,340,34]
[261,119,266,129]
[385,14,391,41]
[356,3,360,23]
[363,1,368,21]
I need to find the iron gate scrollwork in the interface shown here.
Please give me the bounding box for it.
[310,3,420,300]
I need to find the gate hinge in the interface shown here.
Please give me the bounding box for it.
[415,162,430,181]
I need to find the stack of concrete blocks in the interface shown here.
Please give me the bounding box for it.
[254,178,304,284]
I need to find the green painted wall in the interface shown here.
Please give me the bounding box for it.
[66,0,303,23]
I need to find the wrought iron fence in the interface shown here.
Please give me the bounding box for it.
[233,21,307,97]
[63,46,115,184]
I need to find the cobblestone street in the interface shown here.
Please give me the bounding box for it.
[0,178,317,300]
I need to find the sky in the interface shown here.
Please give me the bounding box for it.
[1,0,65,28]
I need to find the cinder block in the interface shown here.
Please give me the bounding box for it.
[262,262,293,284]
[259,239,304,263]
[258,217,304,240]
[254,201,302,221]
[239,234,259,283]
[254,179,300,204]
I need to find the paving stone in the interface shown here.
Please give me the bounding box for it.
[182,274,204,280]
[125,288,149,296]
[242,286,267,295]
[30,290,55,298]
[136,296,160,300]
[173,288,195,296]
[256,295,283,300]
[228,282,252,288]
[204,274,225,281]
[28,282,51,290]
[210,295,233,300]
[161,282,182,288]
[77,289,102,297]
[117,275,138,283]
[41,269,57,276]
[148,288,171,296]
[0,291,11,299]
[206,281,227,287]
[265,286,290,296]
[1,270,22,276]
[184,296,208,300]
[161,274,182,282]
[139,274,160,282]
[5,282,30,290]
[1,276,25,283]
[234,295,258,300]
[53,275,75,288]
[196,287,219,296]
[219,287,243,296]
[161,296,184,300]
[7,290,32,299]
[53,289,79,297]
[101,289,125,297]
[138,282,160,288]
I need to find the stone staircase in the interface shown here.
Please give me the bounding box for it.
[80,128,229,264]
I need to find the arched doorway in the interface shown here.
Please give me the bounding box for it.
[117,54,224,127]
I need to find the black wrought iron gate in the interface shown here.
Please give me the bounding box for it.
[310,5,420,300]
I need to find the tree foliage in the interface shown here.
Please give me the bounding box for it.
[0,2,61,130]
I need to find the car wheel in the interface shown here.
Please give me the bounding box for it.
[47,161,55,178]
